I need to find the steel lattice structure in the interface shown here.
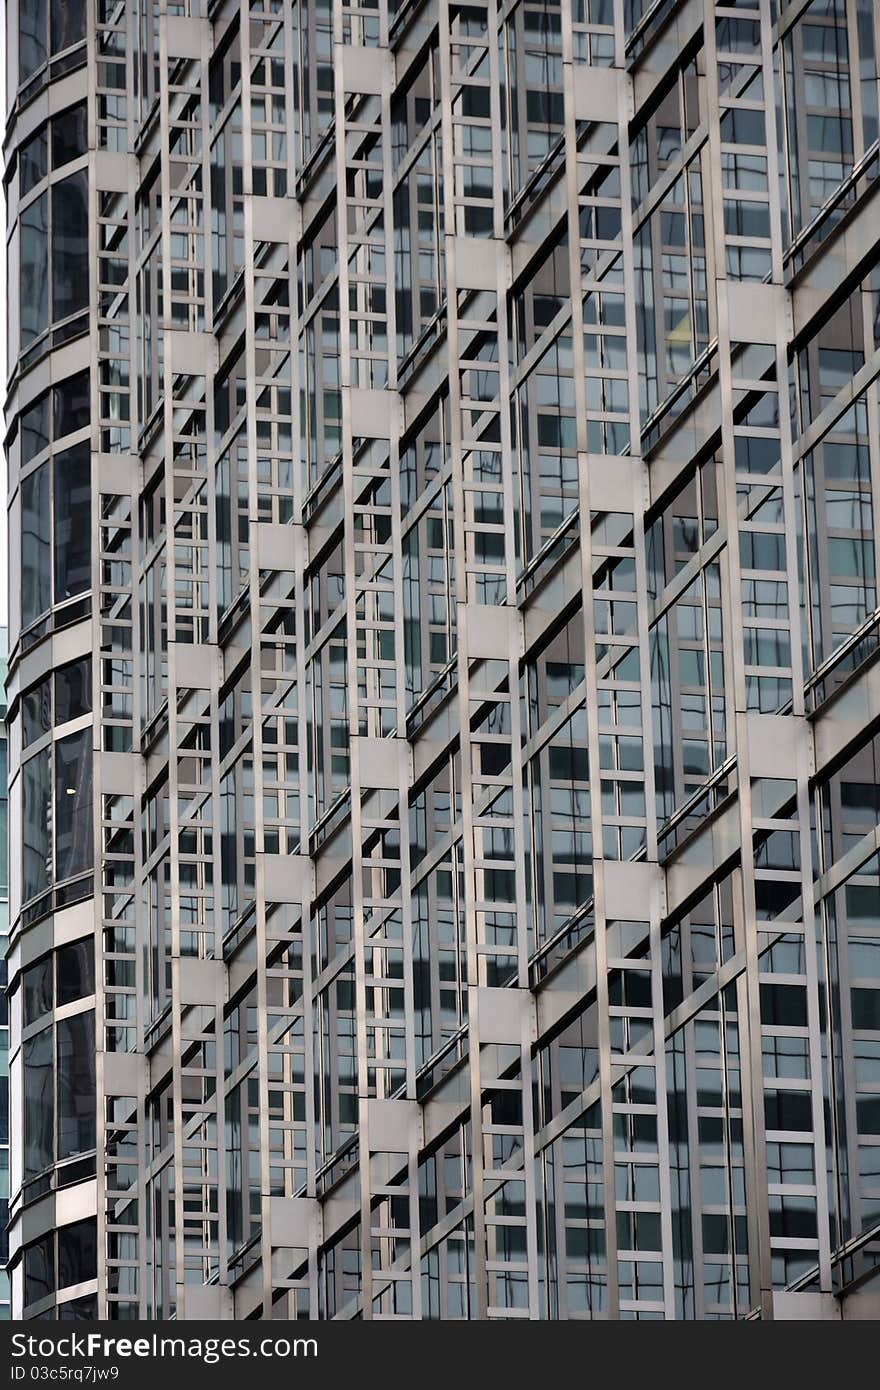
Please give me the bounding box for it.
[4,0,880,1322]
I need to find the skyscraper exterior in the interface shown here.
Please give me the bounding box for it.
[4,0,880,1324]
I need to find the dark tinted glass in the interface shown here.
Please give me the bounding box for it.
[55,658,92,724]
[57,1011,96,1159]
[20,190,49,346]
[51,171,88,322]
[57,1295,98,1320]
[55,728,94,880]
[764,1090,813,1131]
[24,1026,54,1177]
[760,982,809,1028]
[58,1219,97,1288]
[19,0,48,81]
[851,988,880,1031]
[20,128,48,193]
[53,370,89,440]
[22,678,51,747]
[57,939,95,1006]
[50,0,86,54]
[21,462,51,626]
[53,442,91,602]
[22,747,51,902]
[51,101,87,168]
[0,741,6,897]
[25,1234,55,1306]
[21,392,50,464]
[24,956,53,1024]
[0,747,6,897]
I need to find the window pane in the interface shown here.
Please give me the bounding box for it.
[51,102,87,168]
[0,747,6,896]
[21,392,50,464]
[19,0,48,82]
[53,370,89,440]
[24,1026,54,1177]
[51,171,88,322]
[53,442,91,602]
[24,956,53,1024]
[23,677,52,746]
[22,747,51,901]
[50,0,86,54]
[20,128,48,195]
[55,728,93,881]
[54,658,92,725]
[57,1011,96,1160]
[21,461,51,626]
[58,1219,97,1290]
[57,1295,98,1320]
[57,940,95,1006]
[25,1235,54,1306]
[20,190,49,346]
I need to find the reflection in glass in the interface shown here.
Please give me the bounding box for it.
[22,747,51,901]
[51,171,88,322]
[55,728,93,880]
[20,190,49,346]
[55,658,92,725]
[21,462,51,628]
[53,442,91,602]
[57,1011,96,1159]
[57,939,95,1006]
[24,1026,54,1177]
[24,1235,54,1306]
[19,0,48,82]
[50,0,86,55]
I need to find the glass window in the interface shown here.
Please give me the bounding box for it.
[22,747,51,902]
[20,128,48,194]
[19,0,85,81]
[53,442,91,603]
[851,988,880,1031]
[55,728,93,881]
[55,658,92,725]
[24,1026,54,1178]
[24,1234,54,1306]
[24,956,53,1024]
[19,0,48,82]
[50,0,86,54]
[53,370,89,440]
[51,102,87,169]
[57,1295,98,1320]
[57,1011,96,1159]
[57,940,95,1006]
[20,191,49,346]
[21,462,51,627]
[21,392,50,464]
[24,1220,97,1311]
[22,677,51,746]
[0,762,6,896]
[51,171,88,323]
[57,1219,97,1290]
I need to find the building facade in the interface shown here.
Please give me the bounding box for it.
[3,0,880,1322]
